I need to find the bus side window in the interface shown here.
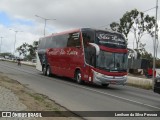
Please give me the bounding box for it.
[39,38,47,49]
[82,31,94,48]
[38,39,44,49]
[45,37,54,48]
[67,32,81,47]
[38,40,41,50]
[56,34,68,48]
[85,46,96,67]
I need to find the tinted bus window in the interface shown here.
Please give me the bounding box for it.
[45,37,55,48]
[82,31,94,47]
[38,38,46,49]
[38,40,42,49]
[54,34,68,48]
[67,32,81,47]
[84,46,96,66]
[82,31,96,66]
[44,34,68,48]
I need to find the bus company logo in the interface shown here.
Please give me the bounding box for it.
[59,49,66,55]
[48,50,59,55]
[68,51,78,55]
[2,112,11,117]
[67,49,78,55]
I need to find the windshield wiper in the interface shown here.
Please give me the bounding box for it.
[111,69,127,72]
[118,69,127,72]
[97,66,127,72]
[109,68,127,72]
[97,66,110,71]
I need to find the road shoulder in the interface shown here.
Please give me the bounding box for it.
[0,72,82,120]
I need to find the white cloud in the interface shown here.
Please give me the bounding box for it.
[0,0,159,57]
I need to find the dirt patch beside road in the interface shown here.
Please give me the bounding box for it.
[0,72,83,120]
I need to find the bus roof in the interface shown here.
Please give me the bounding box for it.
[40,28,81,39]
[39,28,124,39]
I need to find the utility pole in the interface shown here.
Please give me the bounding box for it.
[9,29,23,57]
[35,15,56,36]
[153,0,158,89]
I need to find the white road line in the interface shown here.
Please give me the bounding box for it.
[47,77,160,110]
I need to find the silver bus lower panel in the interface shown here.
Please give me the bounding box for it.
[92,70,127,85]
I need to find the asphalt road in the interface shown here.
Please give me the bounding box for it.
[0,61,160,120]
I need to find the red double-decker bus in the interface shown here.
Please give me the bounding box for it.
[36,28,128,86]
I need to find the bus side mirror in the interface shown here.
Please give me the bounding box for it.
[88,43,100,56]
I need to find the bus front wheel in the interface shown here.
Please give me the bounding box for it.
[102,84,109,87]
[75,70,83,84]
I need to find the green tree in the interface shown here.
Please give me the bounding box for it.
[110,9,156,51]
[0,52,12,58]
[156,59,160,68]
[141,50,153,60]
[16,43,29,57]
[28,41,38,60]
[16,41,38,61]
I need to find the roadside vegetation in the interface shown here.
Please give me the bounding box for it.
[110,9,160,68]
[127,82,152,90]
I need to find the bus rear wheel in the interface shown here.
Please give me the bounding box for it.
[75,70,83,84]
[46,66,52,77]
[42,66,47,76]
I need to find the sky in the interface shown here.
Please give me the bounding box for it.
[0,0,159,57]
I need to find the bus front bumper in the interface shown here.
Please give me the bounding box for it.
[92,70,127,85]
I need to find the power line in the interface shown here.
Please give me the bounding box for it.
[97,6,157,29]
[143,6,156,13]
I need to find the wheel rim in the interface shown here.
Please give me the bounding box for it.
[43,68,46,75]
[77,73,81,83]
[47,67,49,76]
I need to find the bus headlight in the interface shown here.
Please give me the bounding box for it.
[124,75,127,78]
[94,71,103,78]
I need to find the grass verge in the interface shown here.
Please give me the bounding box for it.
[126,83,152,90]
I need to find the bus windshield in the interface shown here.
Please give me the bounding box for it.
[96,51,127,72]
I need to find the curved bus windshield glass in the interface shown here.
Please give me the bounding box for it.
[96,51,127,72]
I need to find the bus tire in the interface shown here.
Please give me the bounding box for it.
[46,65,52,77]
[75,70,83,84]
[42,66,47,76]
[102,84,109,87]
